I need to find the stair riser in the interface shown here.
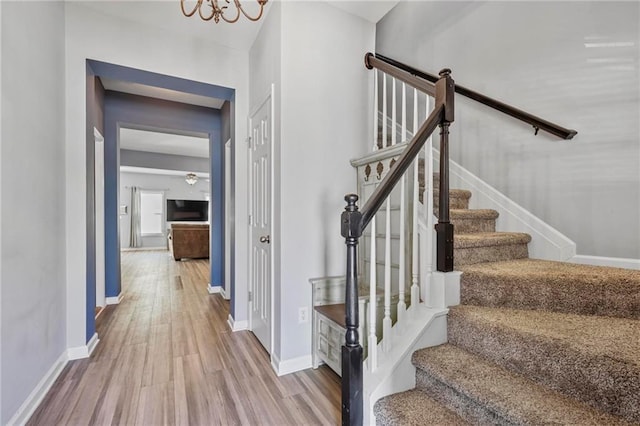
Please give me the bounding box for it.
[460,273,640,319]
[415,370,511,425]
[451,219,496,234]
[448,312,640,423]
[455,244,528,267]
[422,193,470,210]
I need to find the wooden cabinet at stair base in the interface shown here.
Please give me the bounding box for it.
[310,277,387,377]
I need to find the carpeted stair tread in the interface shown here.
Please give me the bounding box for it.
[433,188,472,199]
[412,344,632,425]
[448,209,499,220]
[374,389,469,426]
[448,305,640,422]
[460,259,640,318]
[454,232,531,248]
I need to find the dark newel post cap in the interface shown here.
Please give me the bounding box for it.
[439,68,452,77]
[344,194,359,211]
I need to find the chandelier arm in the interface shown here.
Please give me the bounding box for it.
[181,0,203,17]
[235,0,266,21]
[220,0,241,24]
[198,0,217,21]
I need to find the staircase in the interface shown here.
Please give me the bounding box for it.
[373,177,640,425]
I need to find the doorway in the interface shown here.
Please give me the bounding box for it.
[95,128,106,315]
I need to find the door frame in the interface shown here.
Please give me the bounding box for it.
[94,128,106,311]
[247,84,275,355]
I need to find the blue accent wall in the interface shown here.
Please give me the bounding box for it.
[103,92,223,298]
[85,63,105,342]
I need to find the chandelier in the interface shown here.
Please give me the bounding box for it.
[181,0,268,24]
[185,173,198,185]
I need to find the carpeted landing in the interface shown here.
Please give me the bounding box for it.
[374,179,640,425]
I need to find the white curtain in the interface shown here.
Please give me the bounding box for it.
[129,186,142,248]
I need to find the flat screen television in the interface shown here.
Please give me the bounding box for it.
[166,199,209,222]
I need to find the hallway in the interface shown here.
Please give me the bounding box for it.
[28,251,340,425]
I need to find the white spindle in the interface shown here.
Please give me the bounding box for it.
[382,74,387,148]
[397,173,407,327]
[424,96,435,301]
[383,197,392,352]
[411,89,420,310]
[401,82,407,142]
[368,216,377,371]
[391,78,397,145]
[373,70,379,151]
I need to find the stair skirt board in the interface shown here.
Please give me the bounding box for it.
[432,150,576,261]
[366,308,448,425]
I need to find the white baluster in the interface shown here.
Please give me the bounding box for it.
[391,78,397,146]
[373,70,379,151]
[424,96,435,302]
[382,73,387,148]
[368,216,377,372]
[401,82,407,142]
[411,89,420,311]
[397,173,406,328]
[383,196,392,352]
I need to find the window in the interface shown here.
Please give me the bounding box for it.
[140,191,164,236]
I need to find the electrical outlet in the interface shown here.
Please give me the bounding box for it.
[298,307,308,324]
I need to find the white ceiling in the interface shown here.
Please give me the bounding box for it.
[120,128,210,158]
[79,1,398,51]
[120,165,210,179]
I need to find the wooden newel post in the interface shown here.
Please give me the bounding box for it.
[435,68,455,272]
[341,193,363,426]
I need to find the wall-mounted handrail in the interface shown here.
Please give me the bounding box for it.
[372,53,577,140]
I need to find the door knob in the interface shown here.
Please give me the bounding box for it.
[260,235,270,244]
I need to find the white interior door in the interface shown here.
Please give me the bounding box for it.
[249,88,273,353]
[94,129,106,309]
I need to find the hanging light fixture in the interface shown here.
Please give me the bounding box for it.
[185,173,198,185]
[180,0,268,24]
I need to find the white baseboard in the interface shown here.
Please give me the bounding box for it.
[220,286,229,300]
[271,353,313,376]
[227,314,248,332]
[7,351,69,426]
[569,255,640,270]
[207,283,222,294]
[105,293,123,305]
[67,333,100,360]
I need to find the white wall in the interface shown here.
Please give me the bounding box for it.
[249,2,375,365]
[1,2,66,422]
[119,171,210,248]
[278,2,374,362]
[64,2,249,349]
[377,1,640,259]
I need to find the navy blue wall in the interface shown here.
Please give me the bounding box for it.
[103,92,224,299]
[85,64,105,342]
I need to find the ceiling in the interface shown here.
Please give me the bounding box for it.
[80,1,399,51]
[120,128,210,158]
[120,165,210,179]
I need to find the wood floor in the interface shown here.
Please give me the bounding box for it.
[28,250,341,425]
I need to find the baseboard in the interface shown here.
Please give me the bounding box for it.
[7,351,69,426]
[67,333,100,360]
[220,286,229,300]
[105,293,123,305]
[271,353,313,376]
[227,314,248,332]
[207,283,222,294]
[569,255,640,270]
[120,247,168,252]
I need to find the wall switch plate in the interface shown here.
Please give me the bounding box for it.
[298,307,308,324]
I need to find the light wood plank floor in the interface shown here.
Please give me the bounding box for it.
[28,250,341,425]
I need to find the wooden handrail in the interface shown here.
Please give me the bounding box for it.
[370,53,577,140]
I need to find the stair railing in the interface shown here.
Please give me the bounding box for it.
[340,52,455,426]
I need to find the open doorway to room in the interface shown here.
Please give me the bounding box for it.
[118,128,212,294]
